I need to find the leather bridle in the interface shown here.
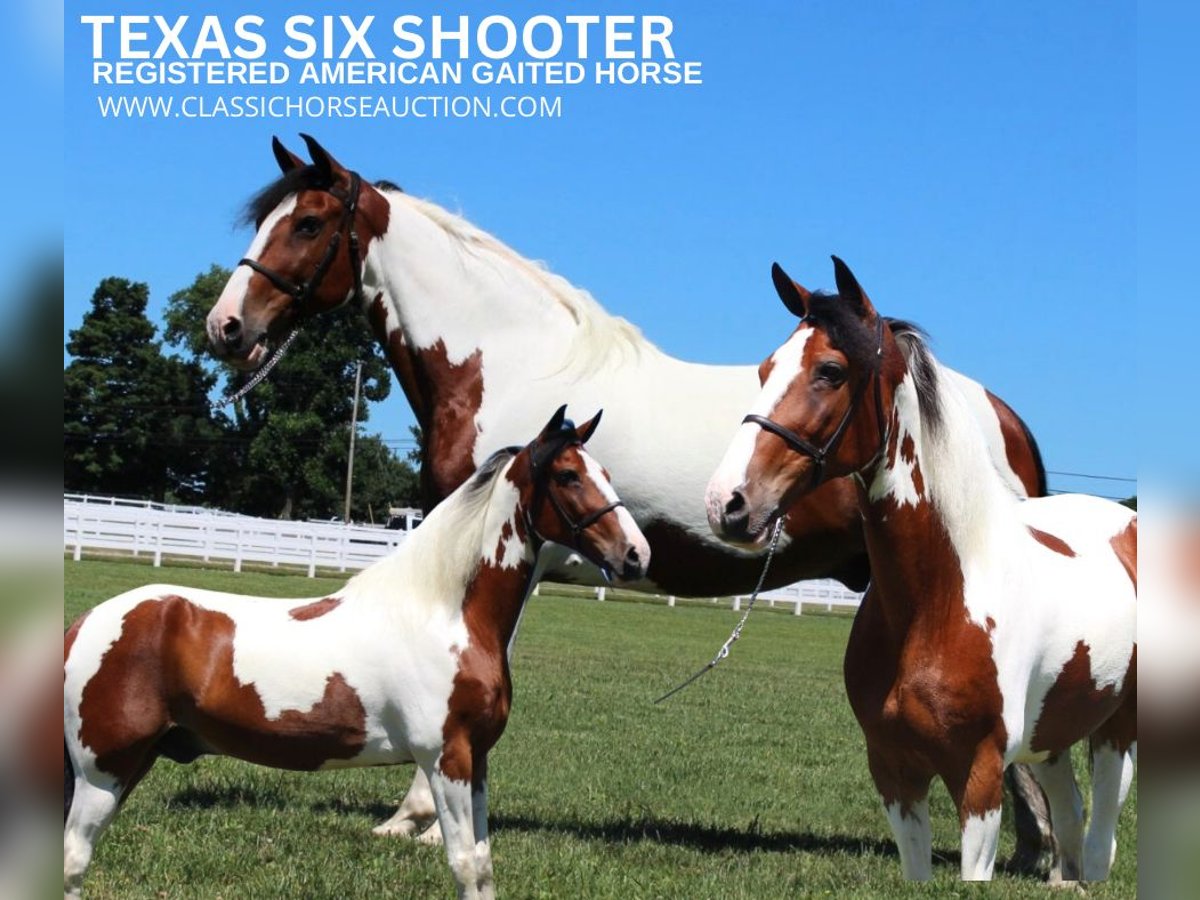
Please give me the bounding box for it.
[238,170,365,320]
[742,316,889,488]
[524,437,624,552]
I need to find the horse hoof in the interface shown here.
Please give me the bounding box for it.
[416,821,444,846]
[372,818,422,838]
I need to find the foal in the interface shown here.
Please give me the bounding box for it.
[707,258,1136,881]
[64,406,649,899]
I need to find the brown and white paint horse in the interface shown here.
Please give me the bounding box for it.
[707,258,1137,881]
[64,407,649,900]
[202,135,1055,862]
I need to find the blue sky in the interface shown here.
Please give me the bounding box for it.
[63,1,1139,498]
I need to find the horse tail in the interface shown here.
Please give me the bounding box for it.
[64,738,75,825]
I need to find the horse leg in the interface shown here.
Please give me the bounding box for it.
[867,750,933,880]
[373,766,439,839]
[1082,739,1136,881]
[425,761,481,900]
[948,745,1005,881]
[63,748,156,899]
[1006,763,1057,876]
[471,756,495,900]
[1031,752,1084,882]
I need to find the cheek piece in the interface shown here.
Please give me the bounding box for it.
[523,439,624,552]
[237,171,365,319]
[741,316,886,488]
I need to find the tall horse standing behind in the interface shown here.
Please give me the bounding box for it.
[707,258,1136,881]
[64,407,649,900]
[202,135,1056,863]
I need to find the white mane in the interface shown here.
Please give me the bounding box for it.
[390,190,654,373]
[341,448,518,615]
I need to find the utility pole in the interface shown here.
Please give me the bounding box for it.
[343,361,363,524]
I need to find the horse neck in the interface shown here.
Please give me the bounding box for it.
[859,365,1016,631]
[364,193,581,374]
[345,457,535,626]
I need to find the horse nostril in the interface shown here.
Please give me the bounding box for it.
[725,491,748,518]
[625,546,640,564]
[221,317,242,342]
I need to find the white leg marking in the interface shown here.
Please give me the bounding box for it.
[63,776,122,899]
[885,798,932,881]
[1082,743,1135,881]
[472,779,495,900]
[374,766,438,838]
[428,767,480,900]
[960,808,1002,881]
[1033,755,1084,882]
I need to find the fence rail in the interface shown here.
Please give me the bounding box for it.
[63,496,864,611]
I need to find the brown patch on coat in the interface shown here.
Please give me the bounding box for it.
[845,494,1009,823]
[1030,641,1129,755]
[985,390,1045,498]
[76,596,367,782]
[289,597,342,621]
[440,561,531,786]
[1110,518,1137,588]
[1029,527,1077,557]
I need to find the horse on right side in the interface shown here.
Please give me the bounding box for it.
[707,257,1135,882]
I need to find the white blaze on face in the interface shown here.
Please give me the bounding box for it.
[706,328,813,516]
[580,450,650,565]
[206,196,297,345]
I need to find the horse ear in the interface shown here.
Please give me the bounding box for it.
[831,256,876,319]
[771,262,811,318]
[576,410,603,444]
[272,136,305,174]
[299,133,345,182]
[540,404,568,439]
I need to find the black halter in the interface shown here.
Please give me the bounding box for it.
[524,437,624,551]
[742,316,888,488]
[238,171,365,319]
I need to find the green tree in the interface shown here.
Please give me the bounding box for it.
[164,266,418,520]
[64,277,217,502]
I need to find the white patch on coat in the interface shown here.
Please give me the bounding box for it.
[885,799,932,881]
[868,373,925,509]
[960,808,1002,880]
[207,197,297,337]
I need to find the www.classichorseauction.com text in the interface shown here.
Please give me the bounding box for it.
[79,13,704,119]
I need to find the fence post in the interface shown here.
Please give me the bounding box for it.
[203,522,212,563]
[234,527,243,573]
[533,583,540,597]
[794,599,803,616]
[153,521,162,567]
[596,586,606,602]
[732,596,742,611]
[667,595,675,607]
[73,511,83,562]
[308,532,317,578]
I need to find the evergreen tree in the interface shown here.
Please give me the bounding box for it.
[64,277,217,502]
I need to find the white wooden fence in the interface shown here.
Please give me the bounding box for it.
[63,496,864,611]
[64,498,406,577]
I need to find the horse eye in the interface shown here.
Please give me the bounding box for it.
[294,216,322,236]
[817,362,846,384]
[554,470,580,487]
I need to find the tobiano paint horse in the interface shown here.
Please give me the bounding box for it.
[202,135,1055,863]
[707,258,1137,881]
[64,407,649,900]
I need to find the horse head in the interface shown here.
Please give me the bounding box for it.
[206,135,390,370]
[519,405,650,582]
[706,257,903,546]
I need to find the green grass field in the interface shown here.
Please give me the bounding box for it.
[65,558,1136,898]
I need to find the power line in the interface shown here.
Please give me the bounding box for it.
[1046,469,1136,484]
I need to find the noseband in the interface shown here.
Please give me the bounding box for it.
[525,440,624,551]
[238,170,365,319]
[742,316,888,487]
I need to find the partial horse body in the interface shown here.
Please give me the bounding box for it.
[64,409,649,899]
[707,258,1136,881]
[202,136,1055,863]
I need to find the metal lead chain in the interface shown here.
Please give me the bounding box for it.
[654,517,785,704]
[214,328,300,409]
